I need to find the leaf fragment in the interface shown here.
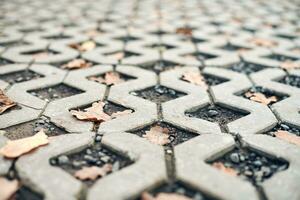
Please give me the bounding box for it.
[74,164,112,181]
[143,126,170,145]
[182,71,207,89]
[141,192,192,200]
[0,177,19,200]
[280,60,300,70]
[89,72,124,85]
[245,92,277,105]
[176,27,193,36]
[69,41,96,52]
[70,102,111,122]
[0,129,49,158]
[249,38,278,48]
[62,59,92,70]
[212,162,237,176]
[108,52,124,60]
[0,90,16,114]
[274,130,300,146]
[111,109,132,118]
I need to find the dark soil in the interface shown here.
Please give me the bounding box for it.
[241,86,289,105]
[203,73,228,86]
[103,101,133,115]
[137,181,216,200]
[278,75,300,88]
[221,43,249,52]
[131,85,186,104]
[114,36,140,43]
[130,121,198,146]
[229,62,268,74]
[265,54,298,62]
[50,141,133,186]
[266,123,300,137]
[14,186,43,200]
[185,104,248,132]
[209,147,288,186]
[29,84,83,101]
[186,52,217,61]
[146,43,175,51]
[0,58,14,66]
[4,116,68,140]
[0,70,43,84]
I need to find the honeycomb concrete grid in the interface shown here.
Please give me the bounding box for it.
[0,0,300,200]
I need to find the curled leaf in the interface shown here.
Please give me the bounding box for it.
[245,92,277,105]
[0,129,49,158]
[62,59,92,69]
[89,72,124,85]
[212,162,237,176]
[0,90,16,114]
[74,164,112,181]
[143,126,170,145]
[274,130,300,146]
[182,71,207,89]
[0,177,19,200]
[70,102,111,122]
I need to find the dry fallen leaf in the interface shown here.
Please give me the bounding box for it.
[141,192,192,200]
[70,102,111,122]
[62,59,92,70]
[245,92,277,105]
[0,177,19,200]
[176,27,193,36]
[143,126,170,145]
[274,130,300,146]
[69,41,96,52]
[249,38,278,48]
[74,164,112,181]
[108,52,124,60]
[89,72,124,85]
[280,60,300,70]
[111,109,133,118]
[212,162,237,176]
[182,71,207,89]
[0,129,49,158]
[0,90,16,114]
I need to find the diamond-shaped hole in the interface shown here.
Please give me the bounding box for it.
[88,71,136,85]
[130,121,198,146]
[264,54,298,62]
[137,181,216,200]
[131,85,186,104]
[229,62,268,75]
[141,60,180,74]
[275,34,297,40]
[21,49,59,56]
[4,116,68,140]
[221,43,250,52]
[0,70,43,84]
[105,50,141,59]
[150,30,169,36]
[185,104,249,132]
[43,34,71,40]
[278,75,300,89]
[203,73,229,86]
[241,86,289,105]
[146,43,176,51]
[50,142,133,186]
[0,58,14,66]
[191,37,207,44]
[208,147,289,185]
[266,123,300,137]
[186,52,218,61]
[115,36,139,42]
[0,41,28,48]
[28,84,84,101]
[14,185,44,200]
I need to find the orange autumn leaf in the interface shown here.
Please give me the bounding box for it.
[62,59,92,70]
[89,72,124,85]
[280,60,300,70]
[245,92,277,105]
[0,177,19,200]
[0,129,49,158]
[249,38,278,48]
[143,126,170,145]
[176,27,193,36]
[69,41,96,52]
[74,164,112,181]
[212,162,237,176]
[141,192,192,200]
[274,130,300,146]
[70,102,111,122]
[111,109,133,118]
[0,90,16,114]
[182,71,207,89]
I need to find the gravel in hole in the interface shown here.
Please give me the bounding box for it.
[0,70,43,84]
[278,75,300,88]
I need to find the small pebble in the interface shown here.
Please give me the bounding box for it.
[58,155,69,165]
[229,153,240,163]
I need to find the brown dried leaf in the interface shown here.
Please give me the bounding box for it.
[62,59,92,70]
[245,92,277,105]
[212,162,237,176]
[0,90,16,114]
[249,38,278,48]
[89,72,124,85]
[70,102,111,122]
[182,71,207,89]
[143,126,170,145]
[69,41,96,52]
[141,192,192,200]
[274,130,300,146]
[111,109,133,118]
[0,129,49,158]
[280,60,300,70]
[176,27,193,36]
[74,164,112,181]
[0,177,19,200]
